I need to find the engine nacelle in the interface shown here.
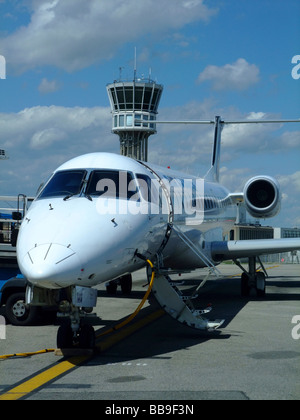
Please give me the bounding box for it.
[243,176,281,218]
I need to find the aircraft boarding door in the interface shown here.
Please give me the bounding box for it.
[137,163,174,256]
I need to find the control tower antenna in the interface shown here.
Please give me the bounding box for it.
[106,62,163,162]
[134,46,137,81]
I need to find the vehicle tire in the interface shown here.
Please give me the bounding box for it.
[5,292,39,326]
[57,324,74,349]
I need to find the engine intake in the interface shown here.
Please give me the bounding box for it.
[243,176,281,218]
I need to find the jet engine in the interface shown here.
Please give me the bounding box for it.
[243,176,281,218]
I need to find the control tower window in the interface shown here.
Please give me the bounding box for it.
[150,89,162,111]
[119,115,125,127]
[150,115,155,129]
[142,114,148,127]
[110,89,118,110]
[134,87,144,109]
[86,170,136,200]
[38,170,87,199]
[116,87,125,108]
[125,88,133,109]
[143,89,152,111]
[135,114,142,127]
[126,115,133,127]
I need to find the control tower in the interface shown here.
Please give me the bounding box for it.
[107,75,163,161]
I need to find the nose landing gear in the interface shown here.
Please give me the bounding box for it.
[57,286,97,350]
[57,320,95,349]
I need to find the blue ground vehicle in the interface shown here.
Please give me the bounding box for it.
[0,270,39,325]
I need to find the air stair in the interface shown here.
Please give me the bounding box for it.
[151,225,224,331]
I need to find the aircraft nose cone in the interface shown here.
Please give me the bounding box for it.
[20,243,81,288]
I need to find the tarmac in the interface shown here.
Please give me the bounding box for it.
[0,263,299,401]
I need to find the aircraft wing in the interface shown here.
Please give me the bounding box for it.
[211,238,300,261]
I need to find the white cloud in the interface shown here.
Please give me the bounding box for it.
[219,166,252,191]
[30,127,66,149]
[221,113,278,151]
[38,78,61,94]
[279,171,300,193]
[275,171,300,227]
[279,130,300,149]
[197,58,260,91]
[1,105,112,148]
[2,0,217,73]
[0,105,115,195]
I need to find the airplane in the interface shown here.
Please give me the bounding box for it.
[16,116,300,349]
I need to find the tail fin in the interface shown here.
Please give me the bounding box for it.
[205,116,223,183]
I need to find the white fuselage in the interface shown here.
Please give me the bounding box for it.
[17,153,236,289]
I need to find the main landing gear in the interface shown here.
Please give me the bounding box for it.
[105,274,132,295]
[234,256,267,297]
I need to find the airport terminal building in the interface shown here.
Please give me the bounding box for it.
[232,224,300,263]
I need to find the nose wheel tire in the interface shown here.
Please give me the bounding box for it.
[57,323,95,349]
[78,324,95,349]
[57,324,74,349]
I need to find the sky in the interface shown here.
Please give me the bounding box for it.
[0,0,299,227]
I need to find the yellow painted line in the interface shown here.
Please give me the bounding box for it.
[0,309,165,401]
[229,265,280,278]
[0,356,88,401]
[96,308,165,352]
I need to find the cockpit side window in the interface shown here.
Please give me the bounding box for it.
[136,173,159,204]
[38,170,87,199]
[86,170,137,200]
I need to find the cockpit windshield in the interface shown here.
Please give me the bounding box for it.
[37,169,156,203]
[85,170,137,200]
[38,170,87,199]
